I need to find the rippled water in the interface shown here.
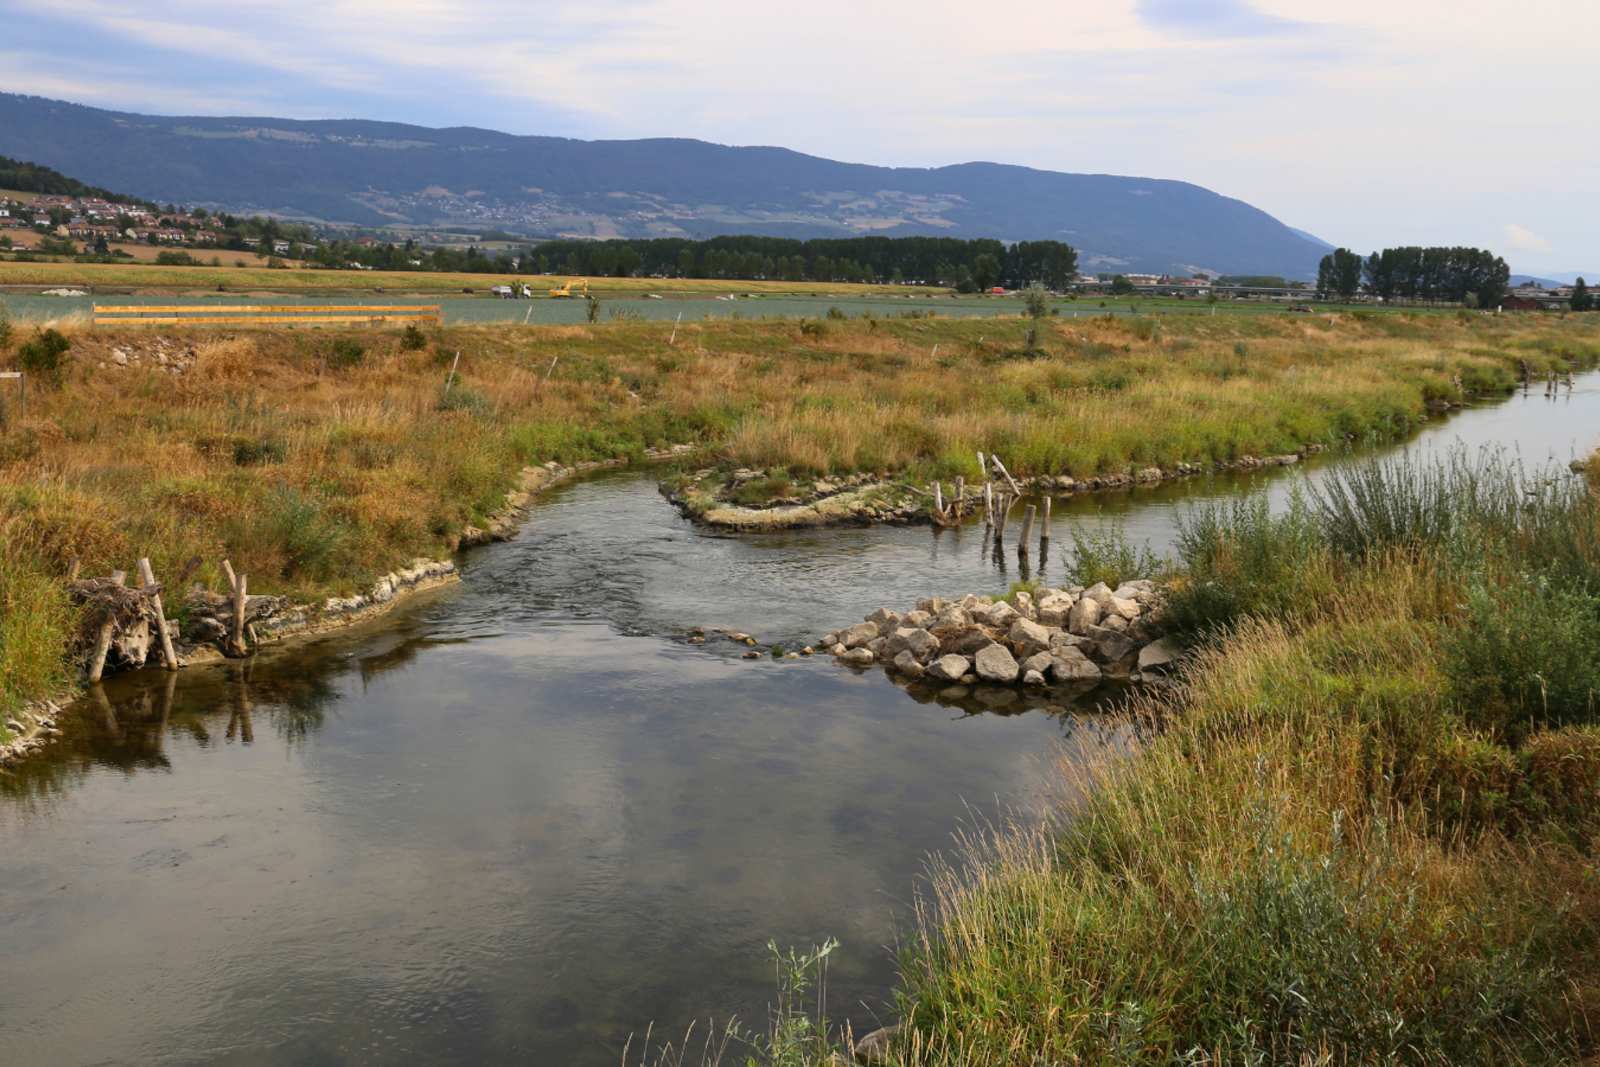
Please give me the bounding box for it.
[1,370,1595,1067]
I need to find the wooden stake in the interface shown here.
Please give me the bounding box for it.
[995,494,1011,539]
[65,557,81,581]
[175,554,203,587]
[443,351,461,393]
[954,476,965,517]
[87,614,116,683]
[220,558,238,595]
[110,570,126,586]
[228,573,249,658]
[991,455,1022,495]
[933,482,944,518]
[1018,504,1036,550]
[138,558,179,672]
[984,482,994,527]
[976,452,988,481]
[1041,496,1052,541]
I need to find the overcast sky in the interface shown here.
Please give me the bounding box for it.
[2,0,1594,274]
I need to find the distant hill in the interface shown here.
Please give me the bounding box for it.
[0,153,154,207]
[0,92,1327,279]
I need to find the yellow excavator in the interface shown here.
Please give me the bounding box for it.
[549,278,591,298]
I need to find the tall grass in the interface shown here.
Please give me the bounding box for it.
[886,448,1600,1066]
[0,313,1591,710]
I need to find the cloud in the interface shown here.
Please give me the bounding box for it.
[1503,224,1553,254]
[1135,0,1309,38]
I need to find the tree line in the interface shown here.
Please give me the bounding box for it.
[1317,246,1511,307]
[310,234,1079,289]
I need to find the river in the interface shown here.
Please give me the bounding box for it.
[1,371,1596,1067]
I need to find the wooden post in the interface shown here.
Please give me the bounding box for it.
[444,351,461,393]
[1018,504,1036,551]
[138,558,179,672]
[1041,496,1052,542]
[65,557,81,580]
[991,455,1022,495]
[229,573,249,658]
[933,482,944,519]
[976,452,987,481]
[110,570,127,586]
[220,559,238,595]
[175,555,203,587]
[954,476,965,517]
[984,482,994,527]
[995,494,1011,539]
[87,613,116,683]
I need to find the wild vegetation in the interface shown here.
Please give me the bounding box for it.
[889,447,1600,1066]
[0,305,1591,713]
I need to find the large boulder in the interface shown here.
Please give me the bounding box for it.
[866,607,903,635]
[840,622,879,649]
[931,605,974,630]
[902,610,933,629]
[840,647,875,665]
[1022,669,1046,686]
[892,650,926,678]
[1051,653,1102,682]
[1018,651,1056,675]
[1138,638,1180,672]
[1050,630,1091,653]
[974,644,1020,684]
[980,601,1020,628]
[958,593,993,610]
[1083,582,1114,607]
[884,626,940,663]
[1036,592,1077,627]
[1104,596,1141,621]
[1089,626,1137,664]
[1067,597,1102,634]
[942,627,996,655]
[1012,591,1037,620]
[1114,580,1155,599]
[916,598,950,614]
[926,654,970,682]
[1007,618,1053,655]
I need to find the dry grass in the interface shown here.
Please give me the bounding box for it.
[0,310,1591,716]
[0,259,916,293]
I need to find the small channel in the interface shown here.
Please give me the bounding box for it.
[1,371,1596,1067]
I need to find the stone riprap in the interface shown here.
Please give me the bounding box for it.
[660,451,1321,532]
[818,582,1181,690]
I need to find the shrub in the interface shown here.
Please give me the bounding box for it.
[1059,519,1162,589]
[154,249,197,266]
[323,338,364,369]
[17,328,71,377]
[263,485,349,580]
[231,434,287,466]
[399,324,429,351]
[1444,575,1600,737]
[826,306,846,320]
[437,382,492,417]
[0,298,12,350]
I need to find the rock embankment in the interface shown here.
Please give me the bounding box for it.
[820,582,1180,689]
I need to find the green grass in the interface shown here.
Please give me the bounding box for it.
[883,449,1600,1066]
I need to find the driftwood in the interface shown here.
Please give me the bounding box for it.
[68,577,163,675]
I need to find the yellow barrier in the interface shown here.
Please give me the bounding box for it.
[92,304,442,327]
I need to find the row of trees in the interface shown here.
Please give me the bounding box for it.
[522,235,1079,290]
[308,234,1079,289]
[1317,246,1511,307]
[0,154,156,209]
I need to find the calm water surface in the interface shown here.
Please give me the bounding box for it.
[1,370,1596,1067]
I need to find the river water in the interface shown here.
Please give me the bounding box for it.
[2,372,1596,1067]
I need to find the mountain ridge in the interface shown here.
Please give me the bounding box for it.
[0,92,1326,278]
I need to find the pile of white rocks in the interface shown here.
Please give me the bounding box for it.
[820,581,1180,688]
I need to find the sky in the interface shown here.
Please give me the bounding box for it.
[1,0,1595,275]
